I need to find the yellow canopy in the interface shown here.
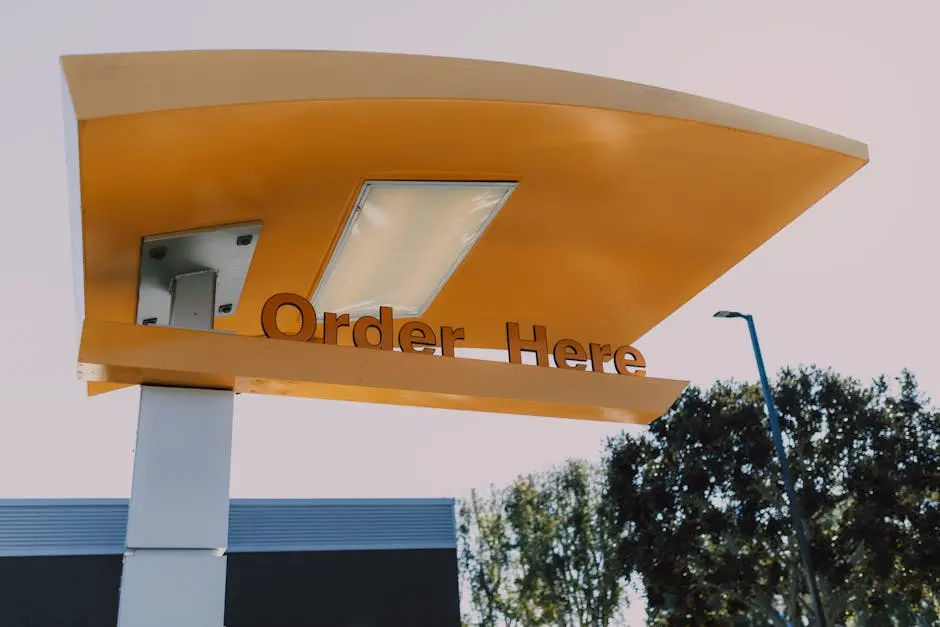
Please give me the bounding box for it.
[63,50,867,422]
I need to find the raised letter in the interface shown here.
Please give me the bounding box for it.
[260,293,317,342]
[507,323,549,366]
[588,343,612,373]
[353,306,394,350]
[553,339,588,370]
[440,326,465,357]
[323,312,350,345]
[399,321,437,354]
[614,345,646,376]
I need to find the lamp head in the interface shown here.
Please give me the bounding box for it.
[713,310,745,319]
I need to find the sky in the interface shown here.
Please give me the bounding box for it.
[1,2,938,621]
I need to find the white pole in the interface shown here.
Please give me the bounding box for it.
[117,270,234,627]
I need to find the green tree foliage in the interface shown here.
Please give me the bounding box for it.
[606,367,940,626]
[459,460,627,626]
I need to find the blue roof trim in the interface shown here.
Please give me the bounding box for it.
[0,499,457,557]
[0,500,128,557]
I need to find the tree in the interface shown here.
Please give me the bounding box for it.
[459,460,628,626]
[459,486,529,626]
[606,367,940,626]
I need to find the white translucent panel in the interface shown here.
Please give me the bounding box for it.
[312,181,516,320]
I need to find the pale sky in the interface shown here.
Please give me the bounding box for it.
[1,3,938,621]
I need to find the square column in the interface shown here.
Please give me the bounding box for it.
[118,270,234,627]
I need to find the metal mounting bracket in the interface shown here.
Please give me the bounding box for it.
[136,221,262,327]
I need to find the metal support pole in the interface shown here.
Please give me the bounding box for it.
[743,315,827,627]
[117,269,234,627]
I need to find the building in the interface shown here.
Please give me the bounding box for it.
[0,498,460,626]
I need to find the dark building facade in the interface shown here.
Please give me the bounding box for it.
[0,499,460,626]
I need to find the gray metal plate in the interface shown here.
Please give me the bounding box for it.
[136,222,262,326]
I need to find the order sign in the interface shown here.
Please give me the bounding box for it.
[260,293,646,376]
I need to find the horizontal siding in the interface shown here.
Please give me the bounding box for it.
[0,499,456,557]
[228,499,457,553]
[0,500,128,557]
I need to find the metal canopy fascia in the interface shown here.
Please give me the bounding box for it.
[59,50,867,160]
[0,498,457,557]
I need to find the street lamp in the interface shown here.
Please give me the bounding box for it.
[713,311,827,627]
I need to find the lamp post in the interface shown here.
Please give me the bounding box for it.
[713,311,827,627]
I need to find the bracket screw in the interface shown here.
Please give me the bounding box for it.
[142,317,158,325]
[218,304,233,314]
[236,234,253,246]
[149,246,167,260]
